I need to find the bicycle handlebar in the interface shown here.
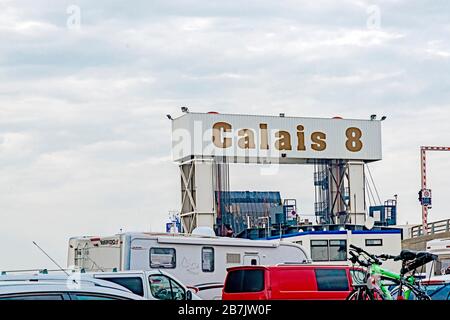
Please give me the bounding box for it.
[349,244,361,252]
[349,248,371,267]
[349,244,382,265]
[379,254,397,260]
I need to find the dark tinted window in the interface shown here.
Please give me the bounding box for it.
[0,294,65,300]
[224,270,265,293]
[315,269,349,291]
[97,276,144,296]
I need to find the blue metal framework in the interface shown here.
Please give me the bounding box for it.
[215,191,282,236]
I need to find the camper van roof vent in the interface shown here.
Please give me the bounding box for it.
[192,227,216,237]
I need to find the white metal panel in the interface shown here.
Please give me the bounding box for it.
[194,161,215,213]
[156,236,279,247]
[172,112,382,163]
[348,161,366,224]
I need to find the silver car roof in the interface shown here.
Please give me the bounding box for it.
[0,274,132,293]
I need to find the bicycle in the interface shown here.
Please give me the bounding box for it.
[346,244,437,300]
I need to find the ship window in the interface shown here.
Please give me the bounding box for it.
[227,253,241,264]
[311,240,347,262]
[311,240,329,261]
[329,240,347,261]
[150,248,176,269]
[365,239,383,246]
[202,247,215,272]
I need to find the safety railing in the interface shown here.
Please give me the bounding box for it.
[410,218,450,238]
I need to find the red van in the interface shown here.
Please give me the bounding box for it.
[222,264,354,300]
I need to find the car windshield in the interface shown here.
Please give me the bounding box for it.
[424,283,450,300]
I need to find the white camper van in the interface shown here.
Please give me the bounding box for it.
[426,238,450,276]
[67,232,310,300]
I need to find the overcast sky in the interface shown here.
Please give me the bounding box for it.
[1,0,449,270]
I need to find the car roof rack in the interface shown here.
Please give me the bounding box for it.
[0,274,132,292]
[276,260,312,266]
[0,268,83,275]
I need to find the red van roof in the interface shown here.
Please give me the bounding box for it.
[226,264,350,272]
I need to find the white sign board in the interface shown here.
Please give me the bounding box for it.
[172,113,382,164]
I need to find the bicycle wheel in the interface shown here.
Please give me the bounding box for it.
[347,287,382,300]
[391,284,431,300]
[347,289,364,300]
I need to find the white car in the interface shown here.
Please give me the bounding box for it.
[0,274,145,300]
[86,270,202,300]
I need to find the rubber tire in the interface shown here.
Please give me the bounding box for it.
[347,288,384,300]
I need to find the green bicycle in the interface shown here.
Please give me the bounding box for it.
[347,244,437,300]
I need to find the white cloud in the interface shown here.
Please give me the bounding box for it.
[0,0,450,269]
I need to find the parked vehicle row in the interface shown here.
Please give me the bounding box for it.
[67,232,310,299]
[2,231,447,300]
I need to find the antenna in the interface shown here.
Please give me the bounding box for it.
[32,241,70,277]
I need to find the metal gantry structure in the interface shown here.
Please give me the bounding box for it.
[420,146,450,235]
[172,111,383,235]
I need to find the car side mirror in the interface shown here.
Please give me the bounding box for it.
[186,290,192,300]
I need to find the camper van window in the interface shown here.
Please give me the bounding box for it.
[202,247,215,272]
[365,239,383,246]
[329,240,347,261]
[311,240,329,261]
[435,256,450,276]
[150,248,176,269]
[227,253,241,264]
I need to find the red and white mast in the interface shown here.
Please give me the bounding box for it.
[420,146,450,235]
